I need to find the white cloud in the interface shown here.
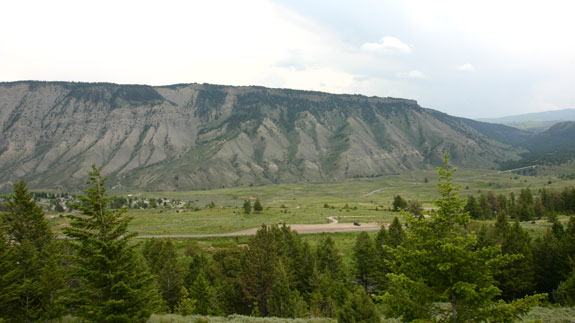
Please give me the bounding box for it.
[398,70,425,79]
[457,63,475,72]
[361,36,411,54]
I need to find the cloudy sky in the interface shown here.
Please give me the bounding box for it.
[1,0,574,118]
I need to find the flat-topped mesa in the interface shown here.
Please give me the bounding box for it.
[0,81,523,191]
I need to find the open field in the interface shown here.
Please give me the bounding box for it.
[47,167,575,238]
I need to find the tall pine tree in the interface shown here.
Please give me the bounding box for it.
[63,166,161,322]
[379,155,544,322]
[0,181,64,322]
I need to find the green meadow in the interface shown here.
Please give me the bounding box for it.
[48,167,575,238]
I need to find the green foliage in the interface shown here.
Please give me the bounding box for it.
[0,180,64,322]
[63,166,162,322]
[143,239,184,311]
[244,200,252,214]
[532,229,566,296]
[2,181,52,247]
[405,200,423,217]
[316,235,345,280]
[254,199,264,212]
[267,261,308,318]
[352,232,376,292]
[337,288,380,323]
[175,286,196,316]
[392,196,407,212]
[190,271,219,315]
[378,155,544,322]
[464,195,482,219]
[495,221,537,301]
[554,270,575,306]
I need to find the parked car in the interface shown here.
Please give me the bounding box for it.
[353,222,361,226]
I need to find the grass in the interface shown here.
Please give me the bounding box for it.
[53,306,575,323]
[48,167,575,238]
[519,305,575,322]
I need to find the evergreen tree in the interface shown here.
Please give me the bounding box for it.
[337,288,381,323]
[560,216,575,278]
[464,195,482,219]
[495,221,536,301]
[209,247,246,315]
[479,193,492,219]
[142,239,184,311]
[63,166,161,322]
[392,195,407,212]
[533,197,545,219]
[267,260,307,318]
[532,229,566,298]
[406,200,423,217]
[316,235,345,280]
[2,181,52,248]
[190,271,219,315]
[554,269,575,306]
[386,217,406,247]
[309,266,341,318]
[175,286,196,316]
[240,225,282,316]
[486,191,501,216]
[0,180,64,322]
[379,155,544,322]
[243,200,252,214]
[373,225,390,292]
[493,212,510,244]
[253,199,263,212]
[352,232,376,291]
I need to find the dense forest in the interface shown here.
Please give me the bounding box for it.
[1,158,574,322]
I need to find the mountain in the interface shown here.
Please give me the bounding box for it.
[477,109,575,132]
[0,81,525,191]
[500,121,575,169]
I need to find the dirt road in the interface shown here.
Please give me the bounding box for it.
[135,216,382,239]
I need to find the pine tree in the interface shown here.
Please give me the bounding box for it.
[316,235,345,280]
[386,217,405,247]
[352,232,376,292]
[190,271,216,315]
[2,181,52,248]
[554,270,575,306]
[464,195,482,219]
[267,260,307,318]
[308,266,340,318]
[0,180,64,322]
[240,225,282,316]
[175,286,196,315]
[253,199,263,212]
[0,230,19,319]
[337,288,381,323]
[143,238,184,311]
[406,200,423,217]
[392,195,407,212]
[532,229,566,296]
[243,200,252,214]
[63,166,161,322]
[495,221,536,300]
[379,155,544,322]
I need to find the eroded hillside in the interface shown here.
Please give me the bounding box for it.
[0,81,523,191]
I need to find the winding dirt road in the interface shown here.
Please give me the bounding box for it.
[135,216,382,239]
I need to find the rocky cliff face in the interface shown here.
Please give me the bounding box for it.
[0,81,522,191]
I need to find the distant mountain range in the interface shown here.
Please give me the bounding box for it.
[477,109,575,132]
[0,81,570,191]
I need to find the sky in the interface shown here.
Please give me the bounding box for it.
[1,0,574,118]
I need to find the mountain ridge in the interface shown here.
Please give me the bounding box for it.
[0,81,525,191]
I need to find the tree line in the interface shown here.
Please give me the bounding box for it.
[1,158,574,322]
